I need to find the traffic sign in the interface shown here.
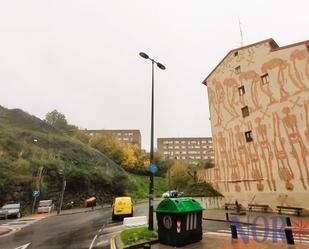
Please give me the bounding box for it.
[32,190,40,198]
[149,164,158,174]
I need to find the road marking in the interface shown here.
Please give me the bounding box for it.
[14,243,31,249]
[89,234,98,249]
[110,236,116,249]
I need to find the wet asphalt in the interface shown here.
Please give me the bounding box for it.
[0,201,230,249]
[0,207,117,249]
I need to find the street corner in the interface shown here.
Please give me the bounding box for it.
[0,226,14,236]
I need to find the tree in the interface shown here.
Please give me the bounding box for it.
[169,160,192,191]
[45,110,68,130]
[90,133,124,165]
[153,152,171,176]
[121,144,138,168]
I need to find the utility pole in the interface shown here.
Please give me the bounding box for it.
[57,171,66,215]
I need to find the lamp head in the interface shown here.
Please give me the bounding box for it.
[139,52,149,59]
[156,62,166,70]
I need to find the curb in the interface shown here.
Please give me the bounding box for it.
[54,206,111,217]
[110,236,117,249]
[123,240,159,249]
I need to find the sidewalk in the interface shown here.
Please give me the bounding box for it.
[203,208,309,226]
[151,235,309,249]
[50,204,110,216]
[114,208,309,249]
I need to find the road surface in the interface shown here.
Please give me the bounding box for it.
[0,203,137,249]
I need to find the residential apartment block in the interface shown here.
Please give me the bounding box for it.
[200,38,309,210]
[84,129,141,147]
[157,137,214,164]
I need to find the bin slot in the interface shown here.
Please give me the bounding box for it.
[186,213,190,231]
[186,213,198,231]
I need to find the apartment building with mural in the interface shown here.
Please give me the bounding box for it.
[157,137,214,164]
[199,38,309,210]
[84,129,141,147]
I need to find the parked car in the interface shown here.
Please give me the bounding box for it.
[37,200,53,213]
[112,197,133,220]
[0,203,22,219]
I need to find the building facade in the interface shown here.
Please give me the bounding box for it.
[157,137,214,164]
[84,129,141,147]
[200,39,309,210]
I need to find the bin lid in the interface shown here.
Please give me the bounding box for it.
[156,197,204,213]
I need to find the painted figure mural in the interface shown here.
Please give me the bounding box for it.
[254,117,276,191]
[272,113,295,190]
[281,107,309,186]
[203,39,309,206]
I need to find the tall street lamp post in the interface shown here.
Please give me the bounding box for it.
[139,52,166,231]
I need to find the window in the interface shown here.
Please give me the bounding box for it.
[245,131,253,142]
[241,106,249,117]
[238,85,245,96]
[234,51,239,57]
[261,73,270,84]
[235,66,241,74]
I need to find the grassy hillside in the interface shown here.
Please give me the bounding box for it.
[127,173,167,200]
[0,106,129,210]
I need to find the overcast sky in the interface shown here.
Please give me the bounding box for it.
[1,0,308,150]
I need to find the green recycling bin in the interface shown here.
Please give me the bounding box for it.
[156,197,204,247]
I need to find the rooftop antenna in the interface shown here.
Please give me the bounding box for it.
[238,16,244,47]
